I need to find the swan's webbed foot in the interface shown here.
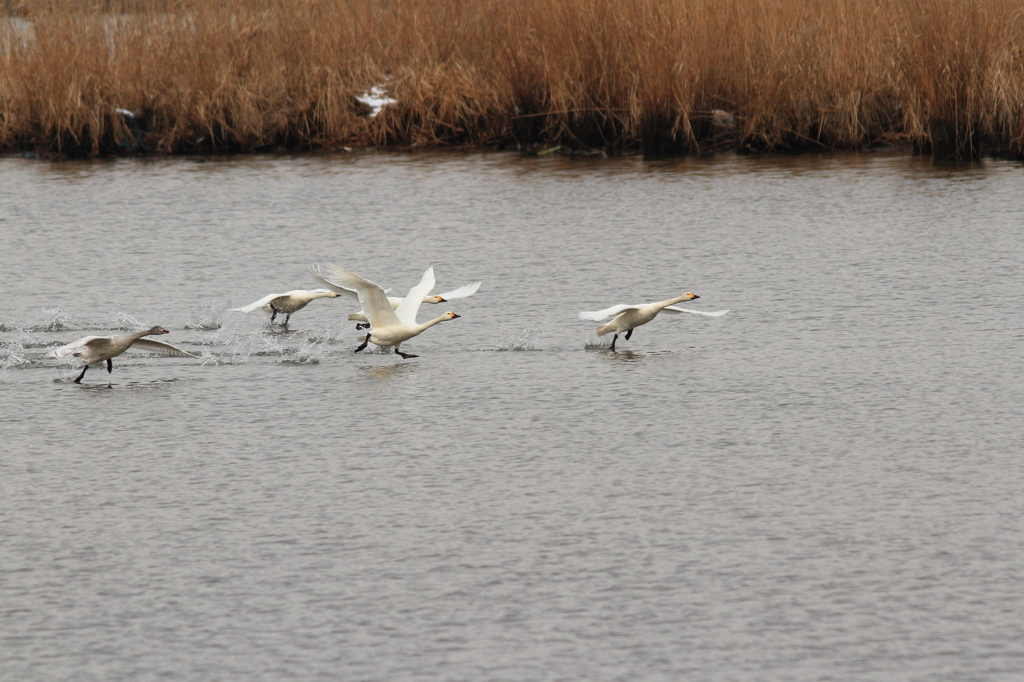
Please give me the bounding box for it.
[355,323,370,331]
[74,365,88,383]
[395,348,418,359]
[354,333,370,353]
[106,359,113,373]
[625,329,633,340]
[610,334,618,351]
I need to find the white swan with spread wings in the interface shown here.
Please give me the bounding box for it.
[313,265,461,359]
[580,295,728,350]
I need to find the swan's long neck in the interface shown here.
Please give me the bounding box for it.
[303,291,337,302]
[415,315,454,333]
[131,327,161,342]
[654,294,696,311]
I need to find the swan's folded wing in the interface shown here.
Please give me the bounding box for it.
[318,264,399,328]
[47,336,103,358]
[307,264,360,302]
[662,307,729,317]
[130,338,201,358]
[231,293,286,313]
[579,304,637,321]
[436,281,481,300]
[395,267,435,324]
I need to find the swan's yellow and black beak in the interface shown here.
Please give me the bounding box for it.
[436,296,446,303]
[449,313,461,319]
[689,293,700,300]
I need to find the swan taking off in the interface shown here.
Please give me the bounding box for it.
[231,289,341,325]
[46,326,199,383]
[309,263,480,329]
[580,294,728,350]
[313,265,460,359]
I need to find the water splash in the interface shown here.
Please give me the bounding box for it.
[115,312,149,330]
[495,325,542,351]
[27,308,69,332]
[185,301,225,330]
[51,363,85,383]
[281,338,325,364]
[200,347,251,366]
[0,335,31,379]
[199,329,325,365]
[306,322,351,345]
[198,331,262,365]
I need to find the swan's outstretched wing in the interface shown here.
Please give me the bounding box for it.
[308,264,360,302]
[434,281,481,301]
[579,304,639,321]
[46,336,105,358]
[662,307,730,317]
[130,338,201,358]
[316,265,400,328]
[394,267,435,324]
[231,292,289,313]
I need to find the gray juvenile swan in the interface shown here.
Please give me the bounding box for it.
[580,295,728,350]
[231,289,341,325]
[47,326,199,383]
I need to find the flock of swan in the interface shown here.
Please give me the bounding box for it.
[45,264,728,383]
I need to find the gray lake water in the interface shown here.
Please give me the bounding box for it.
[2,151,1023,681]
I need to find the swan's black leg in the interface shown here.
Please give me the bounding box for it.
[354,333,370,353]
[625,328,633,340]
[610,334,618,351]
[269,304,278,323]
[74,365,88,383]
[106,359,113,373]
[284,313,291,325]
[395,347,418,359]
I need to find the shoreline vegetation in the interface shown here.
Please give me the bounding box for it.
[2,0,1023,161]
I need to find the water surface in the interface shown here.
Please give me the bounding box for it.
[2,151,1023,681]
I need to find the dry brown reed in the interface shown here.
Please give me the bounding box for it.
[2,0,1023,158]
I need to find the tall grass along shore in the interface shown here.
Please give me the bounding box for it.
[2,0,1023,159]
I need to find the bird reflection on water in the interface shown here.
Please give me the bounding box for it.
[362,362,420,382]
